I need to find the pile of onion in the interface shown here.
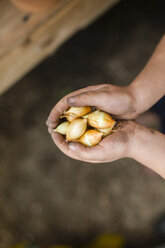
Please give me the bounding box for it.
[54,107,116,146]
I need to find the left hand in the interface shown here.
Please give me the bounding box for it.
[47,83,138,132]
[46,87,135,162]
[48,120,135,163]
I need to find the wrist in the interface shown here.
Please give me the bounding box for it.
[127,82,143,117]
[120,121,138,158]
[125,121,149,159]
[126,84,141,118]
[126,122,151,160]
[127,122,140,159]
[127,122,165,178]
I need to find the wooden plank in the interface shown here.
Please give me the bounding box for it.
[0,0,119,95]
[0,0,70,57]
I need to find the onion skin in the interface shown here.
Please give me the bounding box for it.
[66,119,87,141]
[64,106,91,118]
[54,121,69,135]
[78,130,103,146]
[98,121,116,136]
[66,115,78,122]
[60,114,78,122]
[83,110,115,129]
[56,107,116,146]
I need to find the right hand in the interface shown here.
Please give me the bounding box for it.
[46,84,139,135]
[67,84,138,119]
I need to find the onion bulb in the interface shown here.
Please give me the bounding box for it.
[64,106,91,117]
[78,130,103,146]
[54,121,69,135]
[98,122,116,137]
[66,119,87,141]
[83,110,115,129]
[60,114,78,122]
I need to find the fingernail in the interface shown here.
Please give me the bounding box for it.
[67,97,75,104]
[69,143,76,151]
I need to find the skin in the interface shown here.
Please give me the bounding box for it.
[46,35,165,178]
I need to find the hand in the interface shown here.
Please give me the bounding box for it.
[49,120,135,163]
[66,84,138,119]
[46,84,137,162]
[67,84,138,119]
[47,84,138,133]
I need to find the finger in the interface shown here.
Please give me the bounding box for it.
[47,122,57,130]
[47,84,106,125]
[47,102,68,128]
[67,90,108,109]
[51,132,96,162]
[48,127,54,134]
[46,120,49,126]
[68,141,105,162]
[51,128,125,163]
[51,132,82,160]
[51,132,104,162]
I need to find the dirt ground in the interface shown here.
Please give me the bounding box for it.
[0,0,165,247]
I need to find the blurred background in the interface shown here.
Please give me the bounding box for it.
[0,0,165,247]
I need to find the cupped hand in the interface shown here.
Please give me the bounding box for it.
[46,84,138,131]
[48,120,135,163]
[46,84,137,162]
[66,84,138,119]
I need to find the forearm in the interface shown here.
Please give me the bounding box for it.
[129,123,165,178]
[129,35,165,114]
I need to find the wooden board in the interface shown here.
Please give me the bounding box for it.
[0,0,70,57]
[0,0,119,95]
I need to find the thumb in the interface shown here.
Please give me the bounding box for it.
[68,141,102,162]
[67,90,105,108]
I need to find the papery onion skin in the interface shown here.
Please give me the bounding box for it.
[78,130,103,146]
[66,115,78,122]
[83,110,115,129]
[66,119,87,141]
[54,121,69,135]
[64,106,91,117]
[60,114,78,122]
[98,121,116,136]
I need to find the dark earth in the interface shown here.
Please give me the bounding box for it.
[0,0,165,247]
